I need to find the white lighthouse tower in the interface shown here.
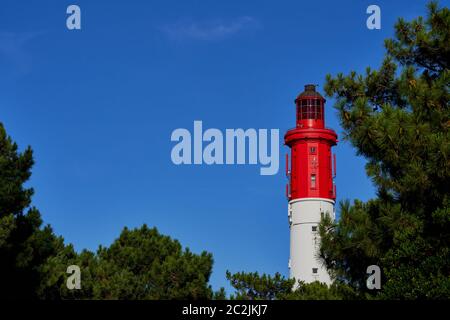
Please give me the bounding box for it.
[284,85,337,286]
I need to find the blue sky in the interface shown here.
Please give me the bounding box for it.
[0,0,441,292]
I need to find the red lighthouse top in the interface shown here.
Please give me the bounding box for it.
[285,85,337,201]
[295,84,326,129]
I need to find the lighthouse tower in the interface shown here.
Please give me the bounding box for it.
[284,84,337,285]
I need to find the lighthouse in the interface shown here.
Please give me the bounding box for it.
[284,84,337,286]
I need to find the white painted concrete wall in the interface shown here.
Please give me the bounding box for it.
[288,198,335,287]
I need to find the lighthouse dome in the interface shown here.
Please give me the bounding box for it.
[295,84,325,102]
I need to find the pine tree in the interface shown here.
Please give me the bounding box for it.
[226,271,294,300]
[91,225,216,299]
[321,1,449,299]
[0,123,63,299]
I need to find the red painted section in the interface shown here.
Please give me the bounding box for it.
[295,95,325,129]
[285,87,337,201]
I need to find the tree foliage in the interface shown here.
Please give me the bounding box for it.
[226,271,294,300]
[38,225,217,299]
[0,123,63,299]
[93,225,215,299]
[321,1,449,299]
[226,271,356,300]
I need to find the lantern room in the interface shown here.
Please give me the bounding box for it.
[295,84,325,129]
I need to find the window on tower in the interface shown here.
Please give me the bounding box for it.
[312,268,318,274]
[311,174,316,189]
